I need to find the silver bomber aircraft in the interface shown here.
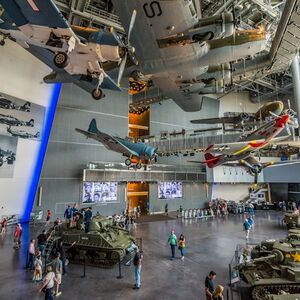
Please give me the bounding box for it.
[112,0,267,112]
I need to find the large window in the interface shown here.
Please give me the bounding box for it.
[158,181,183,199]
[82,182,118,203]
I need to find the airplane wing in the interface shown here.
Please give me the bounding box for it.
[206,141,251,155]
[112,0,207,112]
[75,128,140,158]
[191,116,240,124]
[0,0,70,29]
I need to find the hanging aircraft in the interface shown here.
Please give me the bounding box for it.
[188,113,296,182]
[0,114,34,127]
[0,0,138,100]
[111,0,268,112]
[7,126,40,139]
[0,148,16,166]
[75,119,158,169]
[0,96,31,112]
[190,101,284,129]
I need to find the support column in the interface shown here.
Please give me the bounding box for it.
[291,54,300,130]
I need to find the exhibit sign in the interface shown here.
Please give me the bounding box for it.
[158,181,183,199]
[83,182,118,203]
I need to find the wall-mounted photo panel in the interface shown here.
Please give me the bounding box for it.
[0,92,45,141]
[0,134,18,178]
[83,182,118,203]
[158,181,183,199]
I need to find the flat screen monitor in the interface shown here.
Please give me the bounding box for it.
[158,181,183,199]
[82,182,118,203]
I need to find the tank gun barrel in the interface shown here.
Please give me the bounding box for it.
[253,254,276,262]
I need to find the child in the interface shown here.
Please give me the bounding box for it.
[33,251,43,284]
[178,234,186,260]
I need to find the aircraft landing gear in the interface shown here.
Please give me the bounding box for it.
[125,158,132,166]
[91,88,104,100]
[53,52,69,68]
[91,73,105,100]
[135,162,142,169]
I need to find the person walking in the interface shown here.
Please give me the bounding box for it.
[64,205,73,228]
[133,248,143,290]
[56,240,67,275]
[213,285,224,300]
[46,210,52,224]
[71,203,78,227]
[33,250,43,284]
[205,271,216,300]
[178,234,186,260]
[39,265,57,300]
[37,230,47,257]
[243,216,251,240]
[13,224,21,249]
[52,252,62,297]
[1,217,7,234]
[26,239,36,271]
[165,203,168,216]
[167,230,177,260]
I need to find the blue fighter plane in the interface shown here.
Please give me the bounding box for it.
[0,0,137,100]
[75,119,157,169]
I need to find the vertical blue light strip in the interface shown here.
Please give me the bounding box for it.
[21,83,62,222]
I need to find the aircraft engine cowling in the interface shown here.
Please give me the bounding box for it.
[99,44,121,62]
[144,146,157,160]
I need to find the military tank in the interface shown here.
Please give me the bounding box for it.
[267,294,300,300]
[47,216,137,267]
[284,212,300,229]
[238,231,300,300]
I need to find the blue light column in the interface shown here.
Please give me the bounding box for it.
[21,83,62,222]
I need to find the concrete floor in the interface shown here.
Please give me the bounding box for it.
[0,211,287,300]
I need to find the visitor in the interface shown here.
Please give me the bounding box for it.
[39,265,57,300]
[54,218,61,226]
[137,205,141,218]
[165,203,168,216]
[56,240,67,275]
[167,230,177,260]
[33,250,43,284]
[1,217,7,234]
[130,214,136,229]
[84,207,92,233]
[71,203,78,227]
[37,230,47,256]
[178,234,186,260]
[247,215,254,231]
[243,216,251,240]
[64,205,73,227]
[213,285,224,300]
[13,223,21,249]
[46,210,52,224]
[125,215,130,231]
[51,252,62,297]
[26,239,36,271]
[132,248,143,290]
[133,206,137,218]
[205,271,216,300]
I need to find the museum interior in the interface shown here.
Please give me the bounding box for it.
[1,1,300,300]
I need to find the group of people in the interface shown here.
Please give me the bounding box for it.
[205,271,224,300]
[24,228,67,299]
[167,230,186,260]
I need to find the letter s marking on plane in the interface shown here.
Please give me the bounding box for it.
[143,1,162,18]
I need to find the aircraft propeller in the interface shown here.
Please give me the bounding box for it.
[111,9,138,86]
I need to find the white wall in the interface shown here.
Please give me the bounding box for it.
[0,40,54,218]
[211,183,250,202]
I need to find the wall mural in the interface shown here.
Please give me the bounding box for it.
[0,92,45,178]
[0,93,45,141]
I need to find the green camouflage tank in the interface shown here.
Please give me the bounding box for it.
[238,229,300,299]
[284,212,300,229]
[47,216,136,267]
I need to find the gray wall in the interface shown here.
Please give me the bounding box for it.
[149,182,211,213]
[35,83,129,218]
[35,85,218,218]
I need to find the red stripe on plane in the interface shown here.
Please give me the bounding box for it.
[26,0,39,12]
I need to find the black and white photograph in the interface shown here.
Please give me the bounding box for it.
[0,92,45,141]
[158,181,183,199]
[82,182,118,203]
[0,134,18,178]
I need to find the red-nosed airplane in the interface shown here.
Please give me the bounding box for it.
[189,113,296,182]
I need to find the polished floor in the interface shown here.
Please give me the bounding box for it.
[0,211,287,300]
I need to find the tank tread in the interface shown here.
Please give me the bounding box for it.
[252,284,300,300]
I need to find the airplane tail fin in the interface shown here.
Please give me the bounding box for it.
[204,153,220,168]
[88,119,99,134]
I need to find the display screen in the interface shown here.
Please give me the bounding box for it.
[158,181,183,199]
[82,182,118,203]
